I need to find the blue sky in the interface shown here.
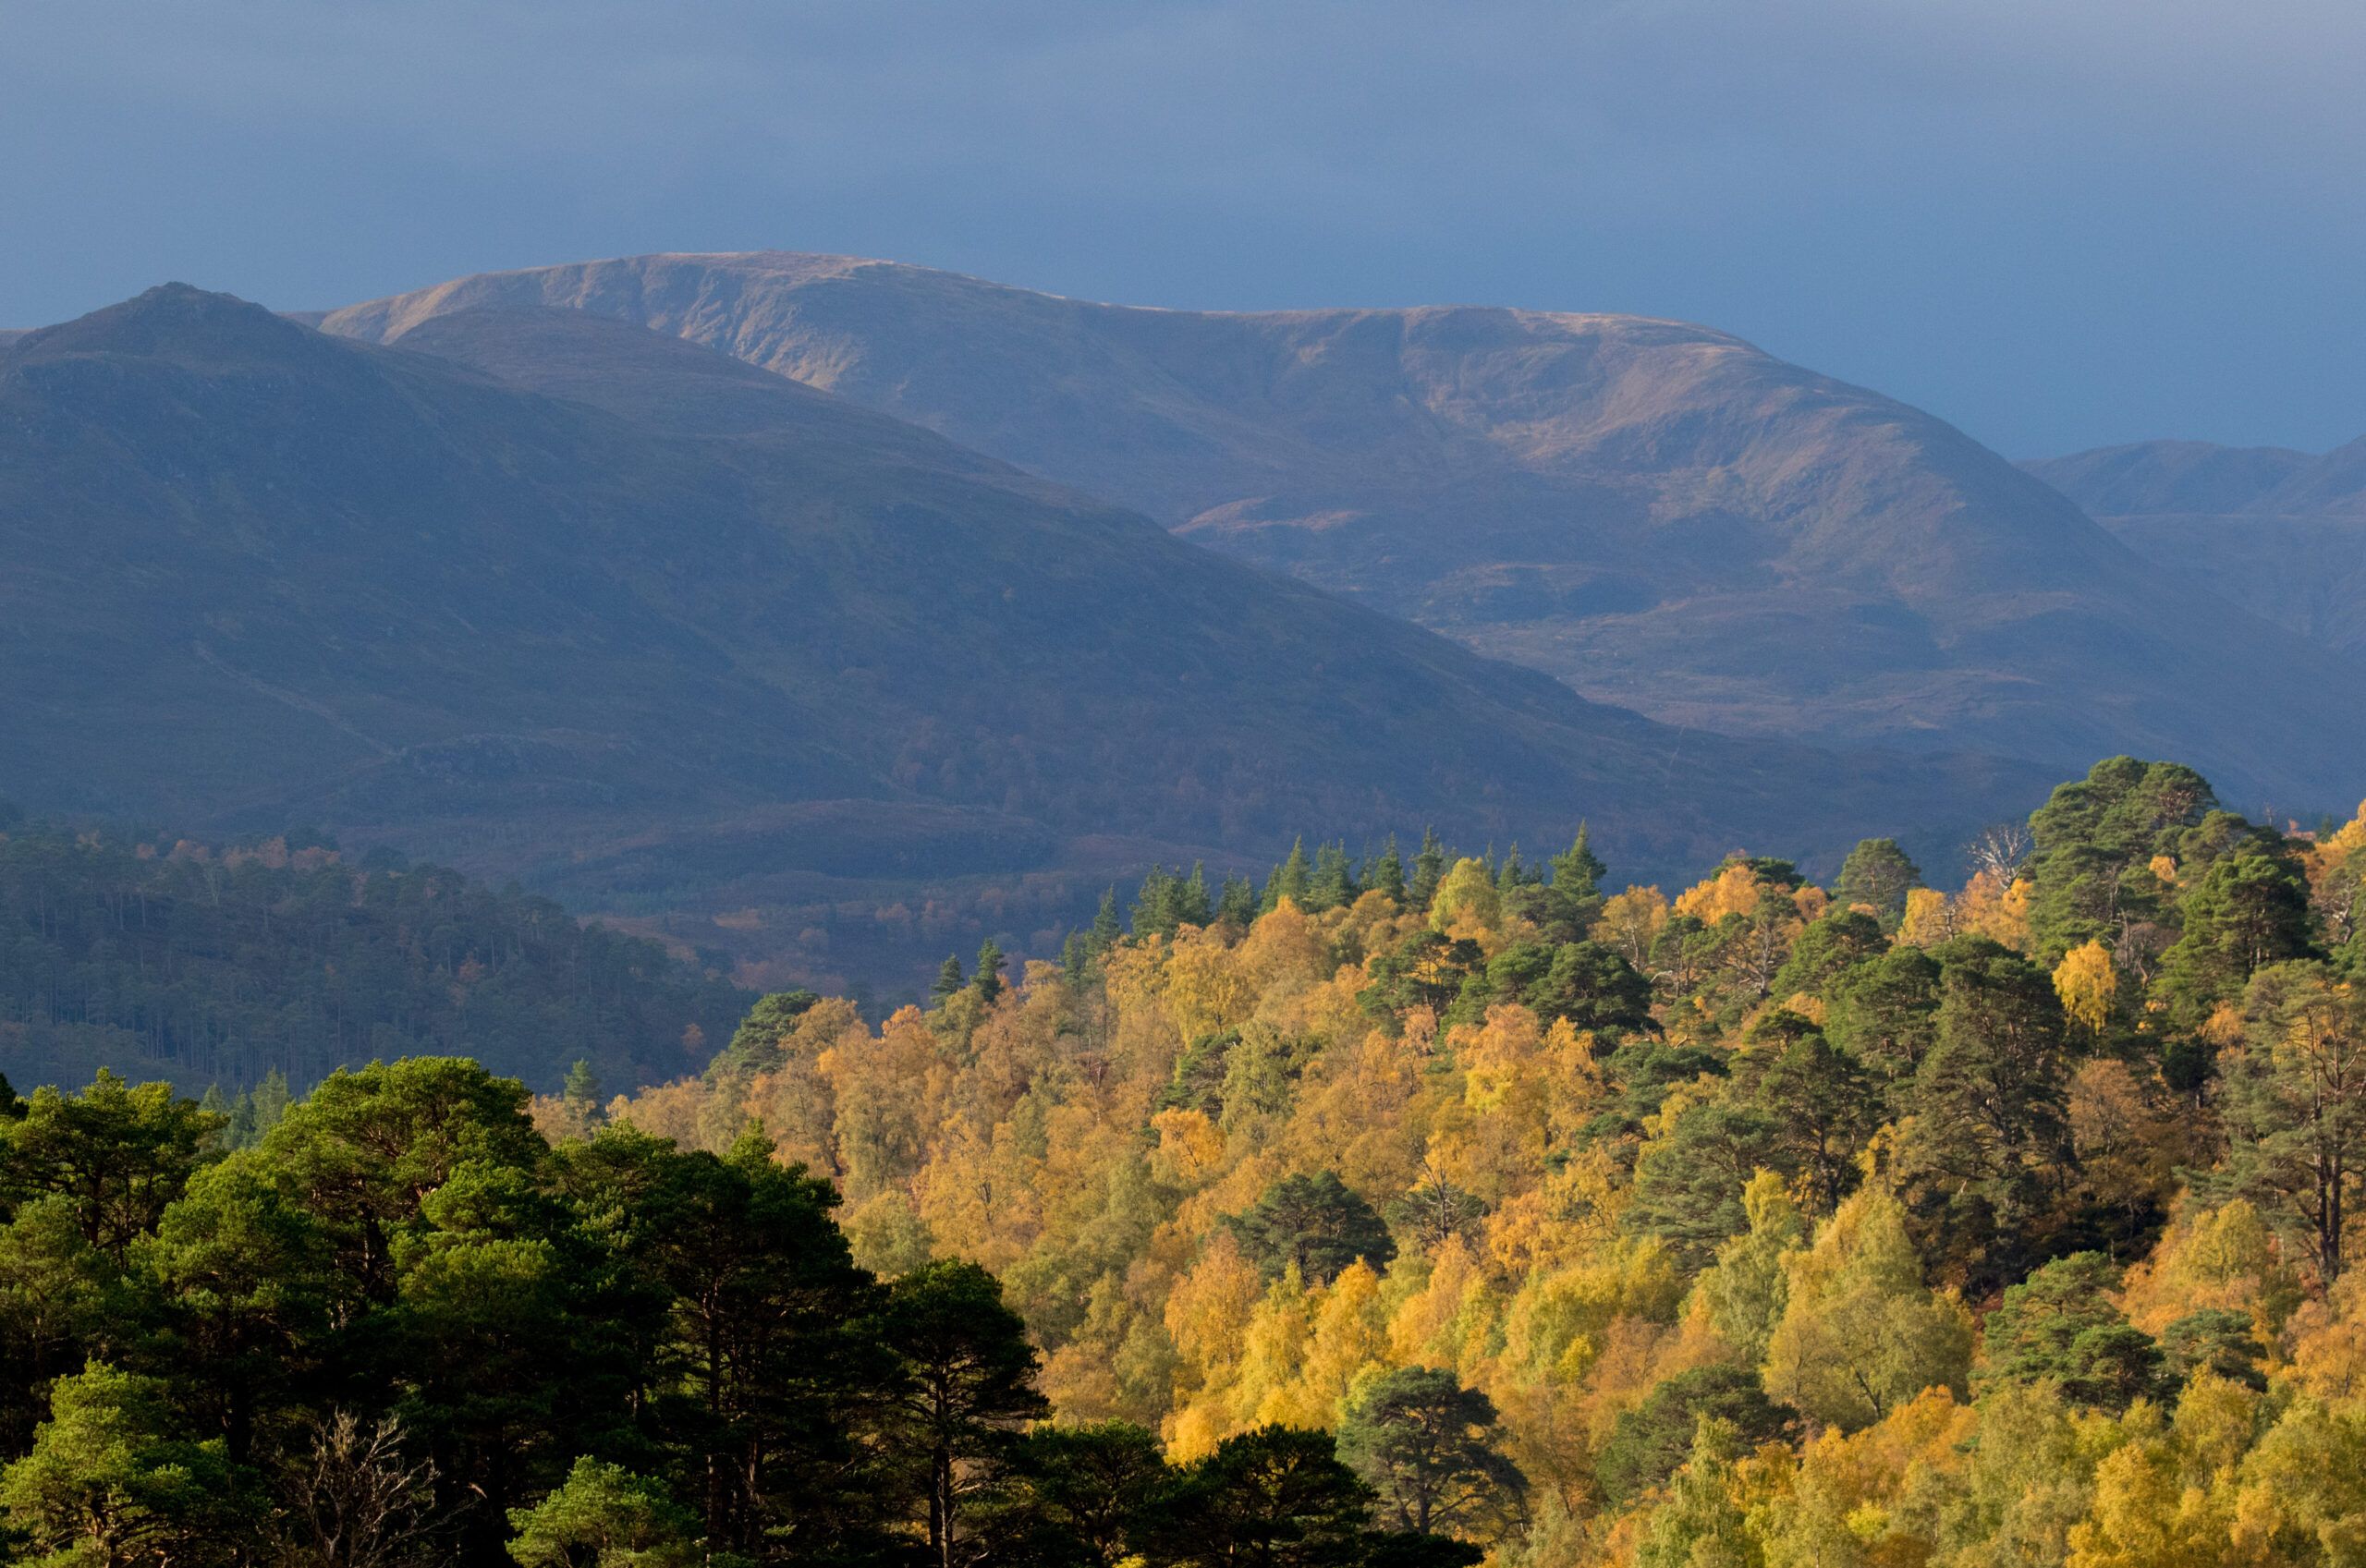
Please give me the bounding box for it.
[6,0,2360,457]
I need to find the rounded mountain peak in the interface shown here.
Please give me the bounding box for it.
[12,283,328,369]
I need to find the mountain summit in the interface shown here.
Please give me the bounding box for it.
[327,252,2366,811]
[1,287,2037,986]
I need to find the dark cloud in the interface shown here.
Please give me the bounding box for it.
[4,0,2360,454]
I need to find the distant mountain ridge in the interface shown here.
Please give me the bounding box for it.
[0,285,2043,991]
[325,251,2366,811]
[2027,435,2366,657]
[2022,440,2318,517]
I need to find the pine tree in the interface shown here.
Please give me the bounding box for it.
[1308,843,1358,912]
[1835,837,1923,928]
[1061,932,1094,989]
[1495,844,1540,892]
[1262,839,1312,913]
[1337,1368,1526,1538]
[1369,835,1408,906]
[562,1059,603,1118]
[226,1090,259,1149]
[1217,874,1260,927]
[882,1261,1050,1568]
[1133,866,1182,937]
[1091,886,1124,948]
[1550,824,1605,900]
[1409,828,1447,912]
[974,940,1007,1006]
[2155,849,2315,1027]
[250,1068,291,1136]
[932,954,967,1003]
[1177,863,1214,928]
[508,1457,698,1567]
[2218,960,2366,1282]
[1225,1173,1396,1286]
[0,1362,233,1565]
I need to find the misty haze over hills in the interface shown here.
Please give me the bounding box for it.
[325,251,2366,816]
[0,284,2047,990]
[4,250,2360,990]
[2028,435,2366,660]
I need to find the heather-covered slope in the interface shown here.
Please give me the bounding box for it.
[0,286,2037,989]
[326,252,2366,810]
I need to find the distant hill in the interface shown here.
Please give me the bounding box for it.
[0,814,750,1095]
[323,251,2366,812]
[0,286,2040,991]
[2027,435,2366,658]
[2022,440,2316,517]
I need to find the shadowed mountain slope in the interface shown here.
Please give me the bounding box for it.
[0,286,2046,987]
[2028,435,2366,659]
[2023,440,2316,517]
[324,252,2366,811]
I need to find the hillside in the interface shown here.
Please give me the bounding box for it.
[2028,435,2366,657]
[2022,439,2317,516]
[325,251,2366,811]
[9,764,2366,1566]
[0,815,749,1094]
[591,760,2366,1563]
[0,286,2038,991]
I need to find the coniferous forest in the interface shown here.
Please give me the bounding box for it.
[0,816,750,1099]
[6,756,2366,1566]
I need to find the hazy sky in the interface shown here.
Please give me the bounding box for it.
[6,0,2361,457]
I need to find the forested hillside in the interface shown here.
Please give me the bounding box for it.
[0,813,748,1095]
[597,756,2366,1564]
[7,756,2363,1566]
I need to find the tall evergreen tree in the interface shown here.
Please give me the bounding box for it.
[2155,849,2315,1026]
[932,954,968,1004]
[1337,1368,1526,1539]
[882,1260,1050,1568]
[1308,844,1359,912]
[0,1362,235,1568]
[1262,840,1313,913]
[1834,837,1923,928]
[1132,866,1183,937]
[1090,886,1124,948]
[1368,836,1408,907]
[974,940,1007,1006]
[2217,960,2366,1281]
[1550,825,1604,900]
[1010,1421,1168,1568]
[561,1060,603,1119]
[2025,757,2215,961]
[1217,874,1261,928]
[1226,1173,1396,1286]
[250,1069,292,1140]
[1409,829,1447,912]
[1177,863,1215,928]
[1153,1427,1379,1568]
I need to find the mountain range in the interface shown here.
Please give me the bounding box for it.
[2026,436,2366,660]
[322,251,2366,813]
[6,253,2359,994]
[0,285,2043,991]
